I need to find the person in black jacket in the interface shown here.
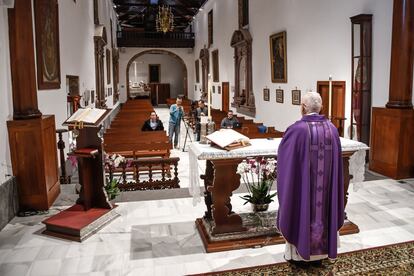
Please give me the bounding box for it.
[141,112,164,131]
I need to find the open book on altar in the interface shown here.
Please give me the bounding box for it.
[206,129,251,150]
[63,108,109,127]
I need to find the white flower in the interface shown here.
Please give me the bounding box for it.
[237,161,249,175]
[113,154,126,168]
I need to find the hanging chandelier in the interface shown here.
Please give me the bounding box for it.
[156,5,174,33]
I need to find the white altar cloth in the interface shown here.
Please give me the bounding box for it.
[188,138,369,205]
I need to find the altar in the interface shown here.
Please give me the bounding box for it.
[189,138,369,252]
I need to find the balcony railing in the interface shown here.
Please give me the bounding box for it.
[117,31,195,48]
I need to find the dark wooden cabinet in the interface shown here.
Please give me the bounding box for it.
[150,83,170,105]
[7,115,60,211]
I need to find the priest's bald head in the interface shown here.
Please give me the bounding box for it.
[301,92,323,115]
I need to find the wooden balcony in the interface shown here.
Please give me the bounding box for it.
[117,31,195,48]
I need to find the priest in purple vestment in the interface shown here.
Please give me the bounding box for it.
[277,92,344,263]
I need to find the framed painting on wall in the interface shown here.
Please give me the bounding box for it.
[292,89,301,105]
[269,31,287,83]
[276,89,284,103]
[34,0,61,90]
[263,88,270,101]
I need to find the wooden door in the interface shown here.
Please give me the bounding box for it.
[222,82,230,112]
[317,81,346,136]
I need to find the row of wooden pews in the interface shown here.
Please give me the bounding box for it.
[103,99,180,190]
[166,98,284,139]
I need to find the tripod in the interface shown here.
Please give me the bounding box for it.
[181,116,193,152]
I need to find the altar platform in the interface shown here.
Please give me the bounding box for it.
[0,178,413,275]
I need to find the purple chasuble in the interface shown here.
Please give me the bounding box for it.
[277,114,344,260]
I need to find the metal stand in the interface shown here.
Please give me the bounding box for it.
[182,116,193,152]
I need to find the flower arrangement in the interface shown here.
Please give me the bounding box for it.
[104,153,130,200]
[237,157,277,207]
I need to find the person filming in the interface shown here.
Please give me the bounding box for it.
[168,98,184,149]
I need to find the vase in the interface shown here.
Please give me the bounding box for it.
[251,203,269,212]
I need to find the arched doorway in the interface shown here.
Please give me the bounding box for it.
[126,49,188,100]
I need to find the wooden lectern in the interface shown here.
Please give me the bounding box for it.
[43,109,119,241]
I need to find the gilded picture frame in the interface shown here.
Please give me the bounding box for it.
[270,31,287,83]
[34,0,61,90]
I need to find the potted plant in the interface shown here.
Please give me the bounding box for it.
[237,157,277,212]
[104,153,128,200]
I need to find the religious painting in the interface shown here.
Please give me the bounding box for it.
[149,64,161,83]
[270,31,287,83]
[263,88,270,101]
[212,50,219,82]
[276,89,284,103]
[218,86,221,94]
[34,0,61,90]
[106,49,111,85]
[292,89,301,105]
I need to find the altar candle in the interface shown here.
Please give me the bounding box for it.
[328,75,332,120]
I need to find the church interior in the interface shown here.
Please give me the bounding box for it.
[0,0,413,275]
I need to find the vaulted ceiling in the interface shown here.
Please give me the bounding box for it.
[113,0,207,32]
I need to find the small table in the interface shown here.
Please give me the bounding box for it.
[189,138,369,252]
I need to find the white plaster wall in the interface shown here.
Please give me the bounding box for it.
[192,0,238,109]
[0,8,14,182]
[37,0,95,129]
[128,54,185,98]
[192,0,394,135]
[34,0,118,159]
[119,47,195,103]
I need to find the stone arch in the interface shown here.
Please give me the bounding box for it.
[126,49,188,100]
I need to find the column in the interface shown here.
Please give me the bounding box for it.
[386,0,414,108]
[8,0,42,119]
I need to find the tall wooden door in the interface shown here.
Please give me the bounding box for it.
[222,82,230,112]
[317,81,346,136]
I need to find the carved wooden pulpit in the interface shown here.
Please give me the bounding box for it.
[43,109,119,242]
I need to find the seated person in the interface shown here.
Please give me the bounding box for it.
[141,112,164,131]
[220,110,240,129]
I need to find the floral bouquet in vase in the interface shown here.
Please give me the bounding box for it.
[237,157,277,212]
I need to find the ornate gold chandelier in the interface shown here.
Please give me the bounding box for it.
[156,5,174,33]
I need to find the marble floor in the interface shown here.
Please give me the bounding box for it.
[0,178,414,276]
[1,108,413,275]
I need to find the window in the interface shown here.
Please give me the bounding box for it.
[149,64,161,83]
